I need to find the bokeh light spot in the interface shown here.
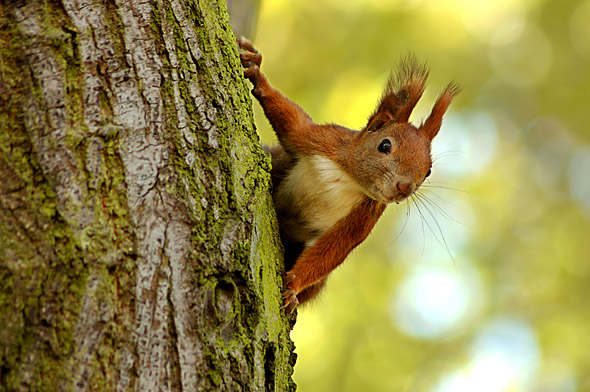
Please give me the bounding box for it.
[489,24,552,87]
[433,317,540,392]
[445,0,526,45]
[432,111,498,179]
[568,146,590,213]
[391,263,481,339]
[526,117,574,198]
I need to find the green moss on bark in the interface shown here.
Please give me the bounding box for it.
[152,0,295,389]
[0,4,138,389]
[0,10,86,388]
[1,0,295,390]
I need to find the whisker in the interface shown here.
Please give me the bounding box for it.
[410,195,427,260]
[413,193,457,264]
[419,189,449,206]
[421,183,472,195]
[389,200,411,246]
[416,191,463,225]
[432,150,467,163]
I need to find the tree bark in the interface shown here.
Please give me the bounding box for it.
[0,0,295,391]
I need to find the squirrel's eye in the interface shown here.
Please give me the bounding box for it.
[425,168,432,178]
[378,139,392,154]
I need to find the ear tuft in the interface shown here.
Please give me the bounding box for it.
[421,82,460,140]
[389,53,429,123]
[364,54,430,132]
[390,53,429,94]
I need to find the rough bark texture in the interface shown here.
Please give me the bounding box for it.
[0,0,296,391]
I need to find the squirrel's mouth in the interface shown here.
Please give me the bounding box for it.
[373,187,413,205]
[372,188,399,204]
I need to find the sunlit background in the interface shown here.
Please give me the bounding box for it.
[247,0,590,390]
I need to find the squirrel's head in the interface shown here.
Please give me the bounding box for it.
[343,56,459,204]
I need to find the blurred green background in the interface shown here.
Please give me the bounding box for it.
[247,0,590,390]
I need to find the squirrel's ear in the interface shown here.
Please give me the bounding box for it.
[389,55,429,123]
[364,55,429,133]
[364,90,401,133]
[421,83,460,140]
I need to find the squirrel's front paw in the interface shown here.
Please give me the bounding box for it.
[281,273,300,314]
[237,37,262,69]
[281,288,299,314]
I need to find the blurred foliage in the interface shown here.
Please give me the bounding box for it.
[247,0,590,391]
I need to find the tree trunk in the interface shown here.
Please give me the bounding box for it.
[0,0,295,391]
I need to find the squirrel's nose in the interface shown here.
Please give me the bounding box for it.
[396,180,416,197]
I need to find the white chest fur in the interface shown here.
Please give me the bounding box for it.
[275,155,366,245]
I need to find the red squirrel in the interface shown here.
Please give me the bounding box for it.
[238,38,459,313]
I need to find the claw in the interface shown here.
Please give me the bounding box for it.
[280,273,299,313]
[237,37,262,69]
[237,36,257,53]
[281,288,299,314]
